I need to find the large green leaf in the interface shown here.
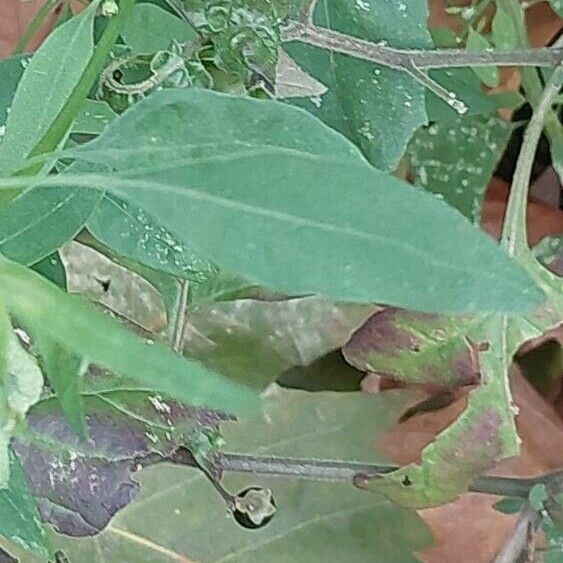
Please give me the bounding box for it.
[0,255,259,414]
[407,114,512,223]
[184,296,376,390]
[284,0,431,171]
[46,89,543,313]
[122,3,197,53]
[0,186,101,265]
[0,2,98,172]
[28,389,432,562]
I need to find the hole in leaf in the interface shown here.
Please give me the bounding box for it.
[232,486,277,530]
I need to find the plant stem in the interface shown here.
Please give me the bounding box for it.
[169,279,189,353]
[28,0,137,160]
[282,19,561,109]
[214,452,555,498]
[299,0,317,23]
[216,453,397,482]
[282,21,562,70]
[496,0,561,145]
[500,60,563,257]
[493,503,540,563]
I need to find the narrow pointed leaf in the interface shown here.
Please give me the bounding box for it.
[33,336,88,439]
[0,2,98,171]
[52,89,544,313]
[0,256,259,414]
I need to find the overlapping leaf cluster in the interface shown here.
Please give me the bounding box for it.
[0,0,560,560]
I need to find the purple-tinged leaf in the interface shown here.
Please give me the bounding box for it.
[14,390,233,536]
[343,308,481,387]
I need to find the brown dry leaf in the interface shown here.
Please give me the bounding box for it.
[0,0,58,56]
[378,370,563,562]
[527,2,563,48]
[482,177,563,244]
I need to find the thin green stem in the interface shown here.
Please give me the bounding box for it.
[500,62,563,257]
[13,0,61,55]
[27,0,137,161]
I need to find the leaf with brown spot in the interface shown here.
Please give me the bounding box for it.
[343,308,481,387]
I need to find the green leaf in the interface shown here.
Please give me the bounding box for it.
[184,296,375,390]
[0,56,28,125]
[122,3,197,53]
[285,0,431,171]
[466,29,500,88]
[548,0,563,16]
[0,2,99,172]
[0,450,51,559]
[71,99,117,135]
[425,29,496,122]
[492,7,518,50]
[493,497,525,515]
[30,252,67,289]
[407,114,512,223]
[54,88,543,313]
[343,308,481,387]
[87,192,216,281]
[0,186,102,265]
[529,483,549,510]
[33,337,88,439]
[0,333,44,486]
[0,255,259,414]
[42,389,433,562]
